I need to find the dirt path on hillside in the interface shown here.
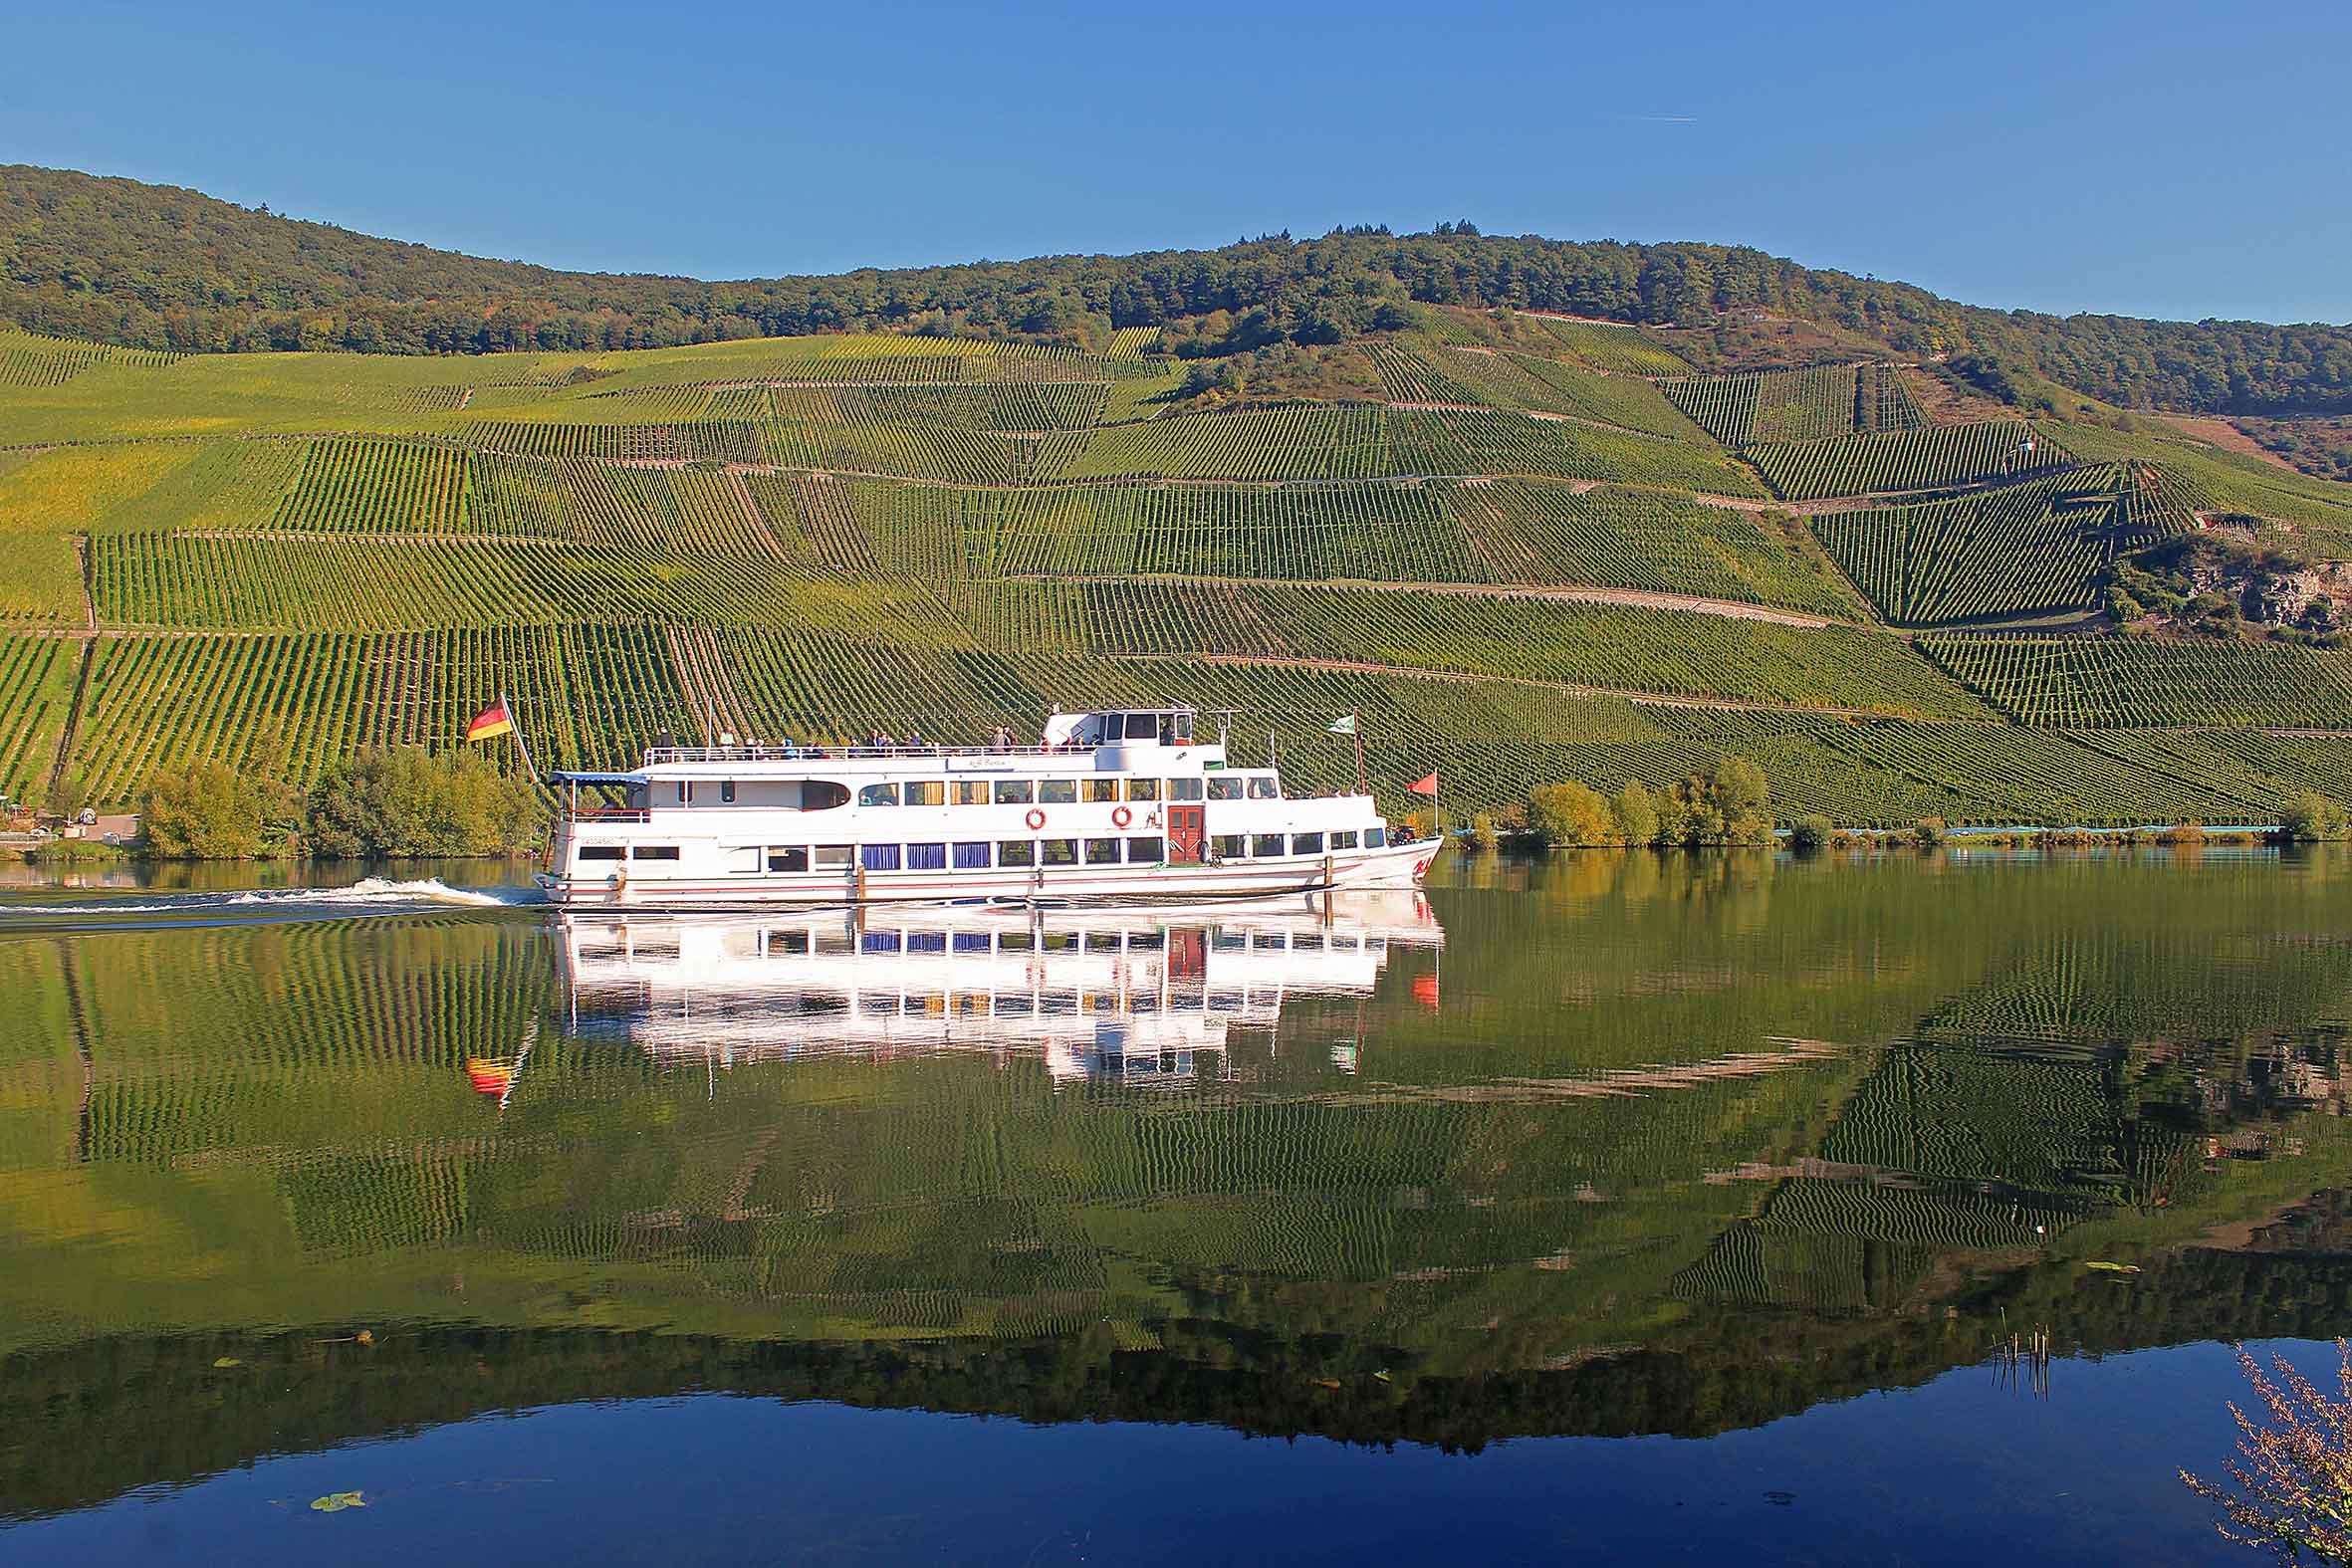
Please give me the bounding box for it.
[1685,462,2102,517]
[1026,572,1845,628]
[1119,650,1956,723]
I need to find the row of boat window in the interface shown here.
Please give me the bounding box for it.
[669,776,1280,806]
[581,828,1384,869]
[579,929,1384,960]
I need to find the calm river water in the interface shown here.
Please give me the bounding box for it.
[1,848,2348,1564]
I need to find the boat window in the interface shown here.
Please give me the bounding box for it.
[1085,933,1121,954]
[906,931,946,954]
[674,781,689,805]
[1041,838,1077,866]
[721,780,737,804]
[998,929,1033,953]
[1248,776,1278,799]
[860,932,901,955]
[996,992,1033,1015]
[796,781,850,811]
[994,780,1034,805]
[907,842,947,871]
[815,844,853,869]
[1039,931,1076,952]
[1084,837,1120,865]
[1129,931,1164,951]
[1173,712,1194,743]
[1254,933,1286,951]
[1252,833,1284,857]
[859,783,899,807]
[1126,836,1164,863]
[905,781,945,806]
[953,933,990,954]
[861,844,900,871]
[1166,778,1202,801]
[727,846,760,873]
[998,840,1036,867]
[953,841,991,870]
[1039,779,1076,804]
[1211,933,1248,953]
[1292,832,1324,855]
[1125,713,1160,740]
[765,930,811,956]
[768,846,810,873]
[1209,777,1245,800]
[579,844,624,861]
[1365,827,1386,848]
[953,780,990,805]
[1126,778,1161,802]
[1083,779,1118,803]
[1212,834,1246,859]
[1331,829,1359,850]
[632,845,681,861]
[1294,933,1323,952]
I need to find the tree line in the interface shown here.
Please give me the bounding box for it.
[6,164,2350,415]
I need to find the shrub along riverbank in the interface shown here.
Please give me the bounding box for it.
[1466,758,2346,855]
[139,746,539,860]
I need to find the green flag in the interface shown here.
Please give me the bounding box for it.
[1327,714,1357,735]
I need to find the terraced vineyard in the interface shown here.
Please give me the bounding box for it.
[1924,634,2352,729]
[1751,421,2070,501]
[1810,471,2124,625]
[1659,363,1927,448]
[6,320,2352,821]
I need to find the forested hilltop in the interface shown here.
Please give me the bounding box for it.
[4,163,2348,416]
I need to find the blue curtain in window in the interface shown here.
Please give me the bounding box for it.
[952,841,991,869]
[907,842,947,870]
[861,844,900,871]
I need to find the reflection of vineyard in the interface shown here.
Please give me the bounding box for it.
[3,863,2350,1486]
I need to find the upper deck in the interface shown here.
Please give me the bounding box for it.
[574,708,1230,784]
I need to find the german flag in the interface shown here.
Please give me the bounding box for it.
[465,700,514,743]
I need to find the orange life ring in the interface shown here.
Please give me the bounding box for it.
[1111,805,1133,828]
[1025,806,1047,831]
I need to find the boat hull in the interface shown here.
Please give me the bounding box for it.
[536,838,1438,909]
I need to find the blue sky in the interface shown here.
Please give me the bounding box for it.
[8,0,2347,324]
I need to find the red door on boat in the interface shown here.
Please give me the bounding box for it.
[1168,804,1205,864]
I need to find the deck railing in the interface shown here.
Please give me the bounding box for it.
[640,740,1197,766]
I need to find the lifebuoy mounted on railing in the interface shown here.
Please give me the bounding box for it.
[1026,807,1048,832]
[1111,805,1133,829]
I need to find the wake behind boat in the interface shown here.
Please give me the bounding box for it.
[537,705,1436,909]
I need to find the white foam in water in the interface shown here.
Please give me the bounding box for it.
[0,876,544,919]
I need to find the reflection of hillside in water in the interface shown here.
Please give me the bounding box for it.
[4,856,2352,1517]
[557,893,1443,1087]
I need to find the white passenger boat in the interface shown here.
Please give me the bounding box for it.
[537,706,1436,908]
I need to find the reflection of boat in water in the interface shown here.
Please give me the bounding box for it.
[556,891,1443,1085]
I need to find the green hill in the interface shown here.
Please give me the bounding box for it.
[8,169,2352,823]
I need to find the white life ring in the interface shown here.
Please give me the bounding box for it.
[1111,805,1133,829]
[1026,806,1047,832]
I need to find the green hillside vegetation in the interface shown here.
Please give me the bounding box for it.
[10,190,2352,825]
[11,165,2352,417]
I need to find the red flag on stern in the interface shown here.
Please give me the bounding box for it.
[465,700,515,743]
[1407,771,1439,797]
